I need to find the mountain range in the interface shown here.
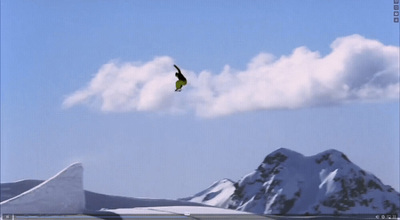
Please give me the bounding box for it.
[1,148,399,217]
[180,148,400,215]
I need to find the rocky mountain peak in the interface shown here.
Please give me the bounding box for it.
[182,148,400,215]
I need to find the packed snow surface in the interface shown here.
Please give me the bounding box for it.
[103,206,269,219]
[104,205,256,215]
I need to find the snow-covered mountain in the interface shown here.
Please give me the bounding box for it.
[181,148,400,215]
[2,148,399,218]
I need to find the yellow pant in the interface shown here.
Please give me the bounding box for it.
[176,80,187,90]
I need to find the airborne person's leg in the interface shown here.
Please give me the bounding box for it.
[176,80,184,91]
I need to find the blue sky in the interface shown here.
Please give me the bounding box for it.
[1,0,399,199]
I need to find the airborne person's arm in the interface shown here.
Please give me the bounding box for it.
[174,64,186,81]
[174,64,181,74]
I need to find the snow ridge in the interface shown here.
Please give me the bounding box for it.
[0,163,85,214]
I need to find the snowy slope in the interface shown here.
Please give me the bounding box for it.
[0,163,85,214]
[1,180,43,202]
[180,179,236,207]
[182,148,400,215]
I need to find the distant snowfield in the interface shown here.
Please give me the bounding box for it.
[100,206,271,220]
[103,205,252,215]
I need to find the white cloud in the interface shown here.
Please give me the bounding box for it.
[63,35,399,117]
[63,56,180,113]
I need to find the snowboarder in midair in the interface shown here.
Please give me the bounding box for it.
[174,64,187,92]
